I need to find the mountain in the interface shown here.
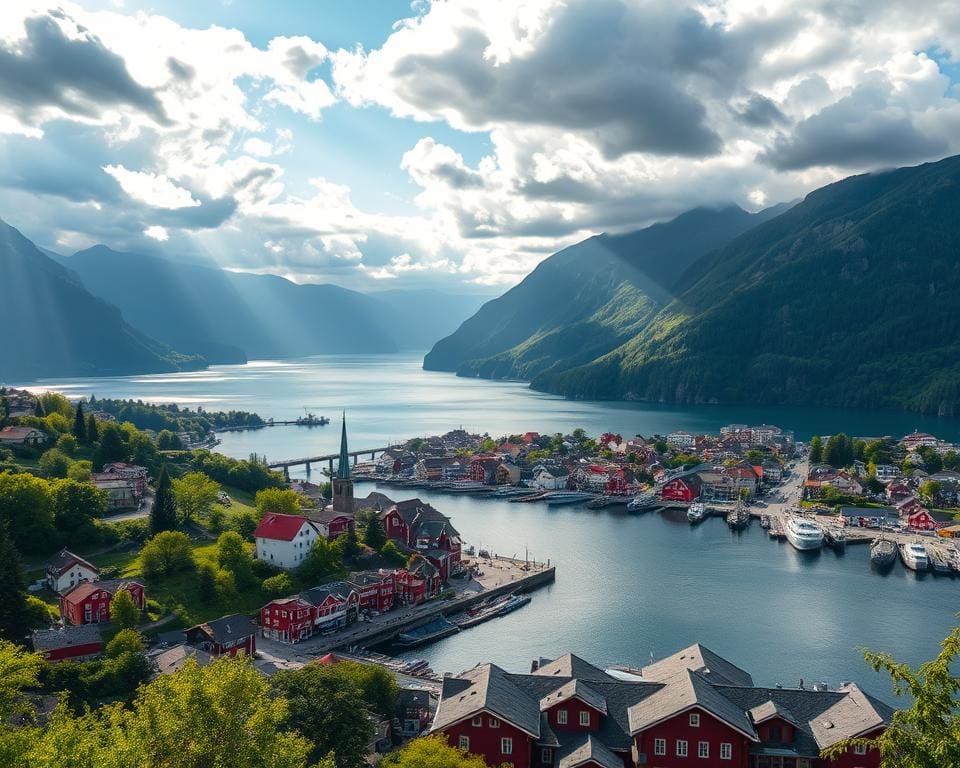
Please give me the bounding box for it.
[424,205,785,381]
[0,220,203,381]
[370,289,493,350]
[545,154,960,415]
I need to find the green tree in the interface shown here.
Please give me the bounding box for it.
[172,472,220,525]
[326,660,398,719]
[364,518,386,549]
[339,526,360,559]
[110,588,140,630]
[298,538,343,585]
[255,487,302,517]
[943,450,960,471]
[72,401,86,442]
[51,479,106,533]
[140,531,195,579]
[0,525,29,642]
[38,448,71,479]
[271,663,371,768]
[85,413,99,444]
[0,639,42,765]
[823,625,960,767]
[56,433,78,456]
[151,465,178,534]
[216,531,255,588]
[156,429,183,450]
[96,422,129,467]
[853,438,866,461]
[196,563,219,602]
[824,433,854,469]
[379,735,489,768]
[0,472,55,552]
[262,573,295,597]
[809,435,823,464]
[379,540,406,566]
[67,460,93,483]
[919,479,943,505]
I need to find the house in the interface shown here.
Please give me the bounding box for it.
[431,644,890,768]
[666,431,696,451]
[259,596,317,643]
[152,644,214,677]
[532,464,569,490]
[90,475,139,511]
[874,464,899,482]
[349,571,396,614]
[260,581,360,644]
[398,688,434,737]
[253,513,321,569]
[761,459,783,484]
[305,508,355,540]
[59,579,145,626]
[660,475,701,503]
[99,462,148,496]
[906,508,939,531]
[46,549,99,594]
[885,482,913,503]
[32,625,103,662]
[895,496,924,518]
[840,506,898,528]
[496,462,522,486]
[184,614,257,657]
[469,456,502,484]
[0,426,47,446]
[380,499,462,575]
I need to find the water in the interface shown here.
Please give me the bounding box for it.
[19,353,960,701]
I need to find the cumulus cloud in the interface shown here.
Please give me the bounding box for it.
[103,164,201,209]
[143,224,168,241]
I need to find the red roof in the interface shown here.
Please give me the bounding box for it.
[253,513,313,541]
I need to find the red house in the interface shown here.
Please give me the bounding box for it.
[259,581,360,644]
[184,614,257,657]
[380,499,462,577]
[308,508,356,540]
[58,579,145,626]
[32,625,103,662]
[349,570,396,614]
[660,475,702,503]
[432,644,891,768]
[259,596,316,643]
[906,509,939,531]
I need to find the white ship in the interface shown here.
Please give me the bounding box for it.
[784,516,823,551]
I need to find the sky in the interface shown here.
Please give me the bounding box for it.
[1,1,960,293]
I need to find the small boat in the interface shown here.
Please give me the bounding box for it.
[545,491,595,506]
[447,481,487,493]
[463,544,476,556]
[509,491,549,503]
[456,594,529,628]
[395,618,459,647]
[496,593,531,616]
[899,541,929,571]
[784,516,823,551]
[870,538,897,569]
[687,502,707,524]
[626,491,659,512]
[823,526,846,552]
[726,498,751,531]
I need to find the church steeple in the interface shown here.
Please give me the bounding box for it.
[332,412,354,513]
[337,411,350,480]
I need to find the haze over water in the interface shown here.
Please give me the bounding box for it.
[23,352,960,701]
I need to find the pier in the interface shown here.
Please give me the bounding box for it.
[267,445,398,476]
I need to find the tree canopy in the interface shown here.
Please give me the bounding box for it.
[379,735,489,768]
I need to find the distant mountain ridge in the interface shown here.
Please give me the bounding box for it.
[0,220,203,381]
[424,205,786,381]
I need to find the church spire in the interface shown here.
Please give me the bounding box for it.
[337,411,350,480]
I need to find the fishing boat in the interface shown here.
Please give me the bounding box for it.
[687,502,707,524]
[784,516,823,551]
[899,541,929,572]
[545,491,595,506]
[395,618,459,647]
[869,537,897,568]
[626,491,659,512]
[726,498,751,531]
[456,594,526,628]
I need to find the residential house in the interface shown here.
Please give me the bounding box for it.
[46,549,99,594]
[32,625,103,662]
[59,579,145,626]
[305,508,355,541]
[380,499,462,577]
[398,688,434,737]
[260,581,360,643]
[761,459,783,484]
[874,464,900,482]
[431,644,890,768]
[906,508,939,531]
[349,571,396,614]
[90,475,138,511]
[152,644,214,677]
[531,464,569,490]
[885,482,913,503]
[841,506,898,528]
[496,462,522,486]
[99,462,148,496]
[469,455,502,484]
[0,426,47,446]
[253,513,321,570]
[185,614,257,657]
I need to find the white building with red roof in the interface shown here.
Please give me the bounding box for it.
[253,513,321,570]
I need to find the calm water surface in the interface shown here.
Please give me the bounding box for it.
[22,353,960,700]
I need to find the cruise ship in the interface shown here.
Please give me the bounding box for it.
[784,516,824,551]
[899,541,929,571]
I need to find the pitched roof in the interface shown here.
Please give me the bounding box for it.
[299,581,356,605]
[61,578,142,603]
[557,735,623,768]
[46,548,98,577]
[534,653,613,682]
[187,613,257,645]
[253,513,313,541]
[153,643,213,675]
[434,664,541,736]
[540,679,608,714]
[31,624,102,651]
[641,643,754,687]
[749,699,799,726]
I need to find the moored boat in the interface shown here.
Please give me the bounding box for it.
[395,618,460,647]
[899,541,929,572]
[784,516,823,551]
[626,491,658,512]
[870,537,896,568]
[545,491,595,506]
[687,502,707,524]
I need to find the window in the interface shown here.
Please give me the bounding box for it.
[853,744,868,756]
[579,711,590,727]
[654,738,666,756]
[501,737,513,755]
[458,735,469,751]
[676,739,688,757]
[770,725,782,742]
[797,760,810,768]
[556,709,568,725]
[689,712,700,727]
[720,743,732,760]
[698,741,709,759]
[471,716,482,727]
[541,748,552,764]
[489,717,500,728]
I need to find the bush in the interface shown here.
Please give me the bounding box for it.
[38,448,71,478]
[56,434,78,456]
[140,531,195,579]
[67,460,93,482]
[262,573,294,597]
[103,518,150,544]
[24,595,57,628]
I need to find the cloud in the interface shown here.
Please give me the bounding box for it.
[103,164,201,208]
[143,224,168,241]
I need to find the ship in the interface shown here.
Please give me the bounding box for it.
[869,537,896,569]
[899,541,930,572]
[626,491,659,512]
[687,502,707,524]
[395,618,460,647]
[784,516,824,551]
[545,491,595,506]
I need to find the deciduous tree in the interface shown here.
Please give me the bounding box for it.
[140,531,195,579]
[172,472,220,525]
[379,735,489,768]
[0,473,55,552]
[255,487,302,517]
[110,589,139,631]
[297,538,343,585]
[216,531,255,588]
[51,479,106,533]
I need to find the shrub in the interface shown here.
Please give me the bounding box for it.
[140,531,195,579]
[262,573,294,597]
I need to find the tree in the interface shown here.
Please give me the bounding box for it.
[255,487,302,517]
[809,435,823,464]
[0,639,42,764]
[38,448,71,479]
[339,527,360,559]
[380,540,406,566]
[110,588,140,630]
[172,472,220,525]
[364,517,386,549]
[96,422,128,467]
[156,429,183,450]
[298,538,343,585]
[325,660,398,719]
[50,479,106,534]
[55,434,77,456]
[271,663,371,768]
[85,413,99,444]
[151,465,178,534]
[0,472,55,552]
[379,735,489,768]
[196,564,219,602]
[216,531,255,588]
[0,525,29,642]
[919,479,943,505]
[823,625,960,766]
[140,531,195,579]
[67,460,93,483]
[262,573,294,597]
[72,401,86,442]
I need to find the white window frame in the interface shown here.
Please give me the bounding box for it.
[579,710,590,727]
[489,717,500,728]
[501,737,513,755]
[556,709,568,725]
[654,738,666,756]
[689,712,700,727]
[676,739,688,757]
[853,744,868,756]
[458,735,469,751]
[471,716,482,727]
[698,741,709,758]
[720,743,732,760]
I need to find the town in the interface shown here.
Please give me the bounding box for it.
[1,386,958,767]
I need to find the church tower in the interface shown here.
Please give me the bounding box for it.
[332,413,354,513]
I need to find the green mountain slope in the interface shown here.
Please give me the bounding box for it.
[547,154,960,415]
[0,220,203,381]
[423,206,782,380]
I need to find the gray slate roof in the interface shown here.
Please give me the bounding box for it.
[540,679,608,715]
[641,643,754,687]
[534,653,614,682]
[434,664,541,736]
[557,735,623,768]
[187,613,257,645]
[153,643,213,676]
[31,624,102,651]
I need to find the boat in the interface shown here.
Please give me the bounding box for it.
[626,491,659,512]
[496,593,531,616]
[928,549,952,575]
[869,538,897,569]
[687,502,707,524]
[726,498,751,531]
[784,516,823,550]
[395,618,460,647]
[447,481,487,493]
[545,491,595,506]
[823,526,846,552]
[463,544,476,556]
[509,491,549,503]
[899,541,929,571]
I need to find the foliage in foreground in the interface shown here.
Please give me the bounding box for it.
[378,735,489,768]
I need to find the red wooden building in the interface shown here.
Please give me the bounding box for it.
[185,614,257,657]
[259,582,359,643]
[432,644,890,768]
[59,579,145,626]
[349,570,396,613]
[380,499,462,576]
[660,475,702,503]
[32,625,103,662]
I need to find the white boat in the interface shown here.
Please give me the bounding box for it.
[545,491,595,506]
[784,516,823,551]
[899,541,929,571]
[627,491,659,512]
[687,503,707,523]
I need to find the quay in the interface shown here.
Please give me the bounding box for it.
[267,445,398,476]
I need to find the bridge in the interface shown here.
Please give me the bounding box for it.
[268,446,397,477]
